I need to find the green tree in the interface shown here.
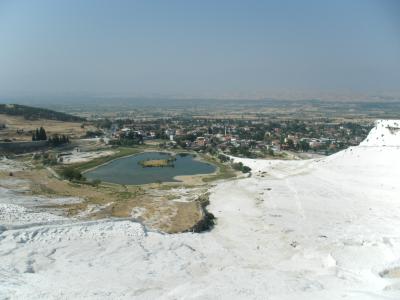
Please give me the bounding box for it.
[39,127,47,140]
[287,139,295,150]
[299,140,310,152]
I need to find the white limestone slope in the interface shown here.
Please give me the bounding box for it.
[360,120,400,146]
[0,120,400,299]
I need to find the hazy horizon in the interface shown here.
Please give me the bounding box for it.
[0,0,399,100]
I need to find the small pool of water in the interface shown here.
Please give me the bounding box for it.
[84,152,216,185]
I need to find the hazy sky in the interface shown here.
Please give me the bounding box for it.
[0,0,399,99]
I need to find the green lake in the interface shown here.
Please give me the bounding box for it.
[84,152,216,185]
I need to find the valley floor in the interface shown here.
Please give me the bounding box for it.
[1,121,400,299]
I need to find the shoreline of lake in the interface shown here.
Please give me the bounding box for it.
[84,151,216,185]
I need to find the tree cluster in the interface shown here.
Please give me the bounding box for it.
[84,130,103,138]
[32,127,47,141]
[94,118,112,129]
[230,145,255,158]
[48,134,70,146]
[111,131,143,146]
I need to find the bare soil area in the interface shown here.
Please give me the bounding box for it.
[0,160,206,233]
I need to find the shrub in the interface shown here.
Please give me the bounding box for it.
[242,166,251,173]
[61,167,84,181]
[232,162,244,171]
[218,154,230,163]
[91,179,101,186]
[232,161,252,173]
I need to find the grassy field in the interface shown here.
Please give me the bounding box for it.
[199,154,237,183]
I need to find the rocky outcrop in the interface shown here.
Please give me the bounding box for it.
[185,192,215,233]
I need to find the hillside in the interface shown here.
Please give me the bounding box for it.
[0,104,85,122]
[0,114,93,141]
[0,120,400,299]
[360,119,400,146]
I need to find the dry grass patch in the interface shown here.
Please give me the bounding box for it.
[0,114,96,141]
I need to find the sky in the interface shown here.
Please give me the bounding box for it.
[0,0,399,100]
